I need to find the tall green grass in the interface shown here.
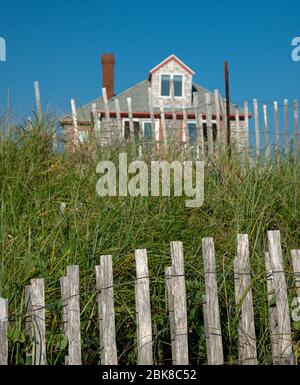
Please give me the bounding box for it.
[0,115,299,364]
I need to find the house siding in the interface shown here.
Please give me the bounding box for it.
[61,56,249,152]
[150,60,193,109]
[63,116,248,152]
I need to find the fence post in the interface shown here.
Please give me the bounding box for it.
[244,101,249,154]
[202,238,224,365]
[294,100,299,161]
[267,231,293,363]
[193,93,204,160]
[291,249,300,359]
[114,98,122,140]
[34,80,42,120]
[127,97,134,138]
[159,100,168,149]
[102,87,111,123]
[235,107,240,151]
[171,79,177,125]
[165,266,176,365]
[25,285,33,363]
[182,100,188,145]
[0,298,8,365]
[135,249,153,365]
[198,114,205,160]
[31,279,47,365]
[265,252,279,364]
[284,99,290,158]
[171,241,189,365]
[92,103,101,143]
[66,266,82,365]
[273,101,280,164]
[96,255,118,365]
[234,234,257,364]
[71,98,79,147]
[253,99,260,160]
[205,93,214,157]
[214,90,221,146]
[148,87,156,140]
[60,276,70,365]
[263,105,270,161]
[219,94,227,146]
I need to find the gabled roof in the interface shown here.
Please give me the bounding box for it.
[149,54,195,76]
[60,79,244,124]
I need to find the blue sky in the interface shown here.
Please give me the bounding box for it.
[0,0,299,119]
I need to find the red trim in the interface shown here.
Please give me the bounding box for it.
[150,55,195,76]
[61,120,92,126]
[94,111,252,120]
[60,111,252,127]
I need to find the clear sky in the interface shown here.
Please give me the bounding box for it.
[0,0,299,119]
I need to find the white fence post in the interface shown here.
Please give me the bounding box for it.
[66,266,82,365]
[0,298,8,365]
[31,279,47,365]
[135,249,153,365]
[170,241,189,365]
[234,234,257,364]
[96,255,118,365]
[202,238,224,364]
[267,231,293,363]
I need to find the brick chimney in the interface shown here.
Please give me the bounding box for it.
[101,53,115,99]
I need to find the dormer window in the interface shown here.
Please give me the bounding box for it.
[160,74,183,98]
[161,74,171,96]
[173,75,183,97]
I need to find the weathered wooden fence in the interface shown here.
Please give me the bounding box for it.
[66,85,300,163]
[0,230,299,365]
[25,81,300,162]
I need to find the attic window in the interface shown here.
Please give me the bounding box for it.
[161,75,171,96]
[173,75,183,97]
[160,74,183,97]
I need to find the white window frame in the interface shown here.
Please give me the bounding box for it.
[159,73,185,99]
[187,120,197,143]
[159,74,171,98]
[76,130,89,144]
[122,118,140,138]
[142,119,160,139]
[172,74,184,98]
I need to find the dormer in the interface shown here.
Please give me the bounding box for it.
[149,54,195,109]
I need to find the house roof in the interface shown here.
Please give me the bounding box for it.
[149,54,195,76]
[60,79,245,124]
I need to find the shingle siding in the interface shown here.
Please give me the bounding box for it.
[60,56,249,151]
[151,60,193,108]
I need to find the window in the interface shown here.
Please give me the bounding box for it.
[160,74,183,97]
[161,74,171,96]
[173,75,183,97]
[188,122,197,144]
[143,122,152,139]
[78,130,89,143]
[123,120,140,140]
[202,123,217,142]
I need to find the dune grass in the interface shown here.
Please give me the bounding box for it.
[0,115,300,365]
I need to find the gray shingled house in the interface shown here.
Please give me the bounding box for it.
[60,54,248,150]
